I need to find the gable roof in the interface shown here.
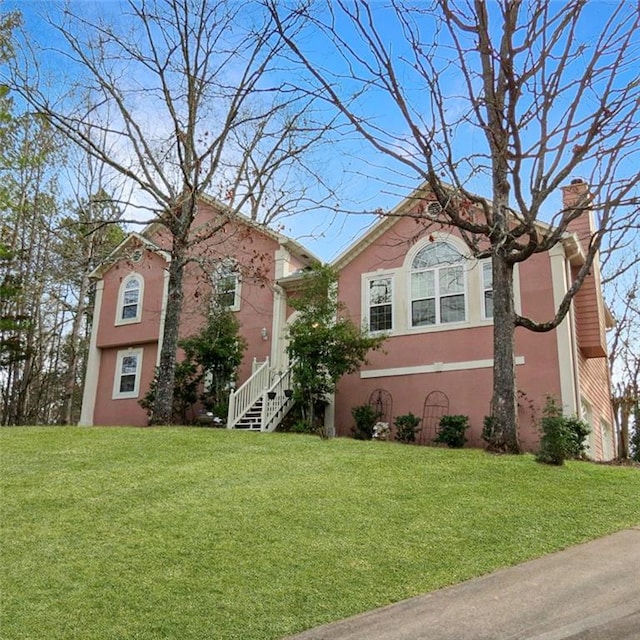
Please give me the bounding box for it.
[90,194,321,280]
[331,184,426,271]
[89,232,170,279]
[331,181,588,271]
[198,194,320,267]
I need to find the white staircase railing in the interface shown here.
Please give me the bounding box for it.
[260,364,295,433]
[227,358,271,430]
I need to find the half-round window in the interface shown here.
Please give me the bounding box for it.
[410,242,466,326]
[116,274,144,324]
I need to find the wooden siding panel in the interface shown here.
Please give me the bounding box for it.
[578,351,616,460]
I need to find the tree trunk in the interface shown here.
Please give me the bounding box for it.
[617,397,630,459]
[150,237,187,425]
[490,252,521,453]
[62,272,91,425]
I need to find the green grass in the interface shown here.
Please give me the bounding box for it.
[1,427,639,640]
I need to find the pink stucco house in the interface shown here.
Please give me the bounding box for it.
[80,195,317,429]
[80,183,616,460]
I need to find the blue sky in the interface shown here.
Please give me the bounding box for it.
[5,0,398,260]
[4,0,639,266]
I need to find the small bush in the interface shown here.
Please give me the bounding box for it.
[140,362,200,424]
[630,410,640,462]
[481,415,497,447]
[435,415,469,448]
[291,420,314,434]
[351,404,379,440]
[536,397,590,465]
[394,413,421,444]
[563,416,591,459]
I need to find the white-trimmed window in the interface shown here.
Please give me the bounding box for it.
[410,242,466,327]
[482,260,493,319]
[601,420,614,460]
[112,348,143,399]
[367,275,393,332]
[213,262,240,311]
[116,274,144,325]
[581,398,594,457]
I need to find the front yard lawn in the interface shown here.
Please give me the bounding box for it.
[2,427,639,639]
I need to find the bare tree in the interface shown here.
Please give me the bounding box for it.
[605,271,639,459]
[270,0,640,452]
[7,0,335,423]
[56,149,127,425]
[0,106,63,425]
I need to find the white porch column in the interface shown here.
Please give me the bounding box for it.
[270,248,290,370]
[550,244,578,416]
[79,280,104,426]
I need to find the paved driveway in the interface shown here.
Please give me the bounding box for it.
[284,527,640,640]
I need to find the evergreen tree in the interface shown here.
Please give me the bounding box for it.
[287,264,385,436]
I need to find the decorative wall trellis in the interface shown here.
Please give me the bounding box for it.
[368,388,393,426]
[419,390,450,444]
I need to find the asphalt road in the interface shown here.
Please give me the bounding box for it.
[284,527,640,640]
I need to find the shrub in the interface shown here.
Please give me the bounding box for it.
[435,415,469,448]
[276,406,316,435]
[631,416,640,462]
[394,412,421,444]
[140,361,200,424]
[563,415,591,459]
[536,397,590,465]
[351,404,379,440]
[288,265,386,434]
[482,415,497,447]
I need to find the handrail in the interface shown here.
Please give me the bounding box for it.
[260,363,295,433]
[227,357,270,429]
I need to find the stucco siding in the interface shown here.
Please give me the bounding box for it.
[96,250,166,349]
[334,216,565,453]
[87,202,294,425]
[93,343,158,426]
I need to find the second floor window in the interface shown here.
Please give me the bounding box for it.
[116,274,144,325]
[410,242,465,327]
[368,276,393,332]
[214,263,240,310]
[482,261,493,319]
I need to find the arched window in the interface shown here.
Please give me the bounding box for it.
[116,274,144,324]
[410,242,465,326]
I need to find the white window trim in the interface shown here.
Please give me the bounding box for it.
[112,348,144,399]
[115,273,144,326]
[581,397,595,458]
[213,263,241,311]
[481,259,493,321]
[408,240,468,329]
[359,236,523,337]
[365,273,395,334]
[600,419,614,461]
